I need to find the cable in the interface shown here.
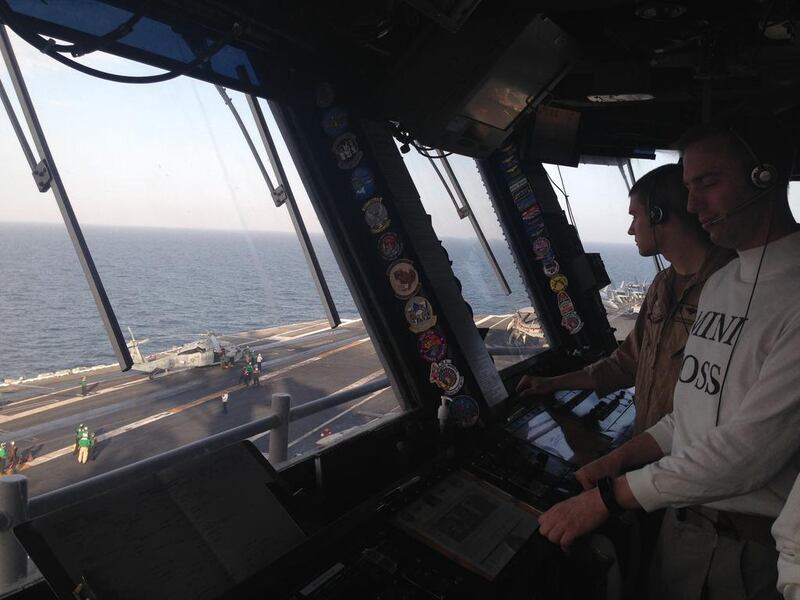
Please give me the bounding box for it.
[0,4,239,84]
[713,201,774,426]
[49,1,152,57]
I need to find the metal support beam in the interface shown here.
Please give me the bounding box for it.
[215,85,285,207]
[436,152,512,295]
[268,392,291,464]
[233,87,341,329]
[0,26,132,370]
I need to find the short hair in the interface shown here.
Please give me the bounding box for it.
[676,115,796,190]
[630,163,706,236]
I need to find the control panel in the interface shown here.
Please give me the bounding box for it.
[469,388,636,510]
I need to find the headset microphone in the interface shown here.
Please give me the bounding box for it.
[704,187,772,226]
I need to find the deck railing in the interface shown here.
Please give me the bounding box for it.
[0,377,390,592]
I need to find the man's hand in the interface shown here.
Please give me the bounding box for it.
[538,488,609,553]
[516,375,558,397]
[575,454,622,490]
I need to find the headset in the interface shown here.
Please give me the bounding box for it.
[647,176,668,226]
[703,129,778,226]
[728,127,778,190]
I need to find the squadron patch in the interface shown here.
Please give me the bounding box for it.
[362,197,390,234]
[549,274,569,292]
[377,232,403,261]
[449,395,480,428]
[557,291,575,315]
[521,204,542,220]
[532,237,551,259]
[351,167,377,201]
[331,133,362,169]
[429,359,464,396]
[514,193,537,212]
[542,259,560,277]
[387,259,421,299]
[417,328,447,363]
[524,217,546,238]
[561,311,584,334]
[500,154,518,172]
[405,296,437,333]
[321,106,348,137]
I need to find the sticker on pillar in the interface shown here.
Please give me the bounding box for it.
[429,360,464,396]
[449,395,480,428]
[561,311,584,334]
[543,259,560,277]
[387,259,421,299]
[332,133,362,169]
[500,154,518,172]
[514,192,537,212]
[524,217,546,238]
[509,177,531,198]
[557,291,575,315]
[532,236,551,259]
[377,232,403,260]
[521,204,542,220]
[405,296,437,333]
[321,106,348,137]
[549,274,569,293]
[417,328,447,363]
[316,83,335,108]
[363,197,390,234]
[351,167,377,201]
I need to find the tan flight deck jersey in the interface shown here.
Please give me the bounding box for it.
[584,246,734,434]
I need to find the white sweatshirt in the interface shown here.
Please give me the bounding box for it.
[774,474,800,599]
[627,231,800,518]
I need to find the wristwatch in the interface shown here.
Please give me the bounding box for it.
[598,476,625,517]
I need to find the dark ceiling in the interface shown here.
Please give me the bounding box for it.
[3,0,799,159]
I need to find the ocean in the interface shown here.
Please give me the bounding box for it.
[0,223,656,380]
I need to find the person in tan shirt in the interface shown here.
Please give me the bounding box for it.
[517,163,733,435]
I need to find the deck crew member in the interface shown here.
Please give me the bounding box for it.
[517,163,733,435]
[77,430,94,464]
[0,442,7,472]
[536,117,800,600]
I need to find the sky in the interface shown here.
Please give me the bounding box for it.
[1,29,798,244]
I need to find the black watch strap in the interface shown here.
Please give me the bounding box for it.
[598,476,624,517]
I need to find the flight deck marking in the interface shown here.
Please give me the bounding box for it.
[1,336,367,425]
[491,314,515,328]
[249,369,386,444]
[474,315,499,327]
[0,377,151,424]
[18,337,372,470]
[3,321,364,412]
[1,376,150,411]
[259,337,370,382]
[247,318,361,345]
[286,385,390,449]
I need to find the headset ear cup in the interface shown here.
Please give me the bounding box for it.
[751,164,777,189]
[649,205,664,225]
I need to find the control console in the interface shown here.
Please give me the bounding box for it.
[469,388,636,510]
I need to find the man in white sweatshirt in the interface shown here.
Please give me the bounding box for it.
[536,117,800,599]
